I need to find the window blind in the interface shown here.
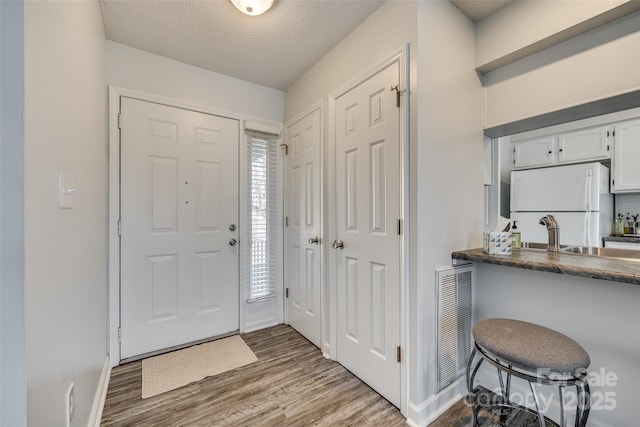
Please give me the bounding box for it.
[245,130,280,303]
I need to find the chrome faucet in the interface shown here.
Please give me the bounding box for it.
[539,215,560,252]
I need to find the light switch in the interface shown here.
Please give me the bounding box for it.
[59,171,76,209]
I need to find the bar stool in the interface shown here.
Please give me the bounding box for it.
[466,318,591,427]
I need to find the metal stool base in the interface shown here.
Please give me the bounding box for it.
[466,344,590,427]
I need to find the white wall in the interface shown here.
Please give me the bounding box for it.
[285,1,484,424]
[107,41,284,123]
[24,1,107,426]
[482,6,640,128]
[0,1,27,425]
[476,0,631,68]
[475,264,640,426]
[414,1,484,423]
[284,0,418,407]
[106,42,285,342]
[284,1,417,121]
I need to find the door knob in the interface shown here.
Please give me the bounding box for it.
[229,238,238,246]
[308,236,320,244]
[332,240,344,249]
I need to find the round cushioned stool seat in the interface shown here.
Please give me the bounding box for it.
[473,318,590,374]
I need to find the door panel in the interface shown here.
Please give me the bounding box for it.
[285,108,322,348]
[120,97,239,359]
[334,61,401,407]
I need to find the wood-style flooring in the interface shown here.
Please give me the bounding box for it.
[101,324,539,426]
[101,325,406,426]
[429,396,543,427]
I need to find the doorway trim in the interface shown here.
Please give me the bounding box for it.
[107,86,283,366]
[327,44,410,415]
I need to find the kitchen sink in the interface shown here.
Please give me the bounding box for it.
[519,242,551,250]
[519,243,640,261]
[562,246,606,255]
[560,246,640,261]
[519,242,570,250]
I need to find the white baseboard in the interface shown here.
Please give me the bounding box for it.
[243,319,279,333]
[406,378,466,427]
[88,355,111,427]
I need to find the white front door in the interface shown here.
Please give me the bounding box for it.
[334,61,401,406]
[285,107,322,348]
[119,97,240,359]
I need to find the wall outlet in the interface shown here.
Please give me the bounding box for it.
[65,382,74,427]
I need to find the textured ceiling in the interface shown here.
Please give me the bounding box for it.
[100,0,386,90]
[100,0,513,91]
[450,0,513,22]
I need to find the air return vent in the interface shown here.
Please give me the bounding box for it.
[435,264,474,392]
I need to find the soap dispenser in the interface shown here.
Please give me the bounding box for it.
[614,213,624,236]
[512,221,521,249]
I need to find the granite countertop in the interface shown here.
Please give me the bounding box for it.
[451,248,640,285]
[602,235,640,243]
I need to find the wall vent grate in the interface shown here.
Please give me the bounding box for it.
[435,264,474,392]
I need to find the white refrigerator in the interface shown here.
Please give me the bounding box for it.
[510,162,612,247]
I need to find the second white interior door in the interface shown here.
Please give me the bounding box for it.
[334,60,402,407]
[285,107,322,348]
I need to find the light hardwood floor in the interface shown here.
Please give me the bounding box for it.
[101,324,544,426]
[101,325,407,426]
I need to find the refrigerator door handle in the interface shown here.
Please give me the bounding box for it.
[585,169,593,211]
[585,213,591,247]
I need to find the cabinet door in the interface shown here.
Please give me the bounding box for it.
[513,136,556,169]
[612,118,640,193]
[558,125,610,163]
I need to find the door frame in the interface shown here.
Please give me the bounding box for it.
[327,44,410,414]
[283,99,325,351]
[107,86,282,366]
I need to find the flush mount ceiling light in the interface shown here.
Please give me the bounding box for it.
[230,0,275,16]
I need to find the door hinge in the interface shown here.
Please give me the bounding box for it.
[607,130,610,137]
[117,219,122,236]
[397,219,402,235]
[285,288,289,298]
[285,216,289,227]
[117,327,121,343]
[612,179,615,186]
[396,346,401,363]
[117,113,122,129]
[613,130,616,137]
[607,145,610,151]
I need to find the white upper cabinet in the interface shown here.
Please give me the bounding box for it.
[513,125,611,170]
[557,125,611,163]
[612,118,640,193]
[513,135,556,169]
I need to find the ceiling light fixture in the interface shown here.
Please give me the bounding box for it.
[230,0,275,16]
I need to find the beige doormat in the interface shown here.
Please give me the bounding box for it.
[141,335,257,398]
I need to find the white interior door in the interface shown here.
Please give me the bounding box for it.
[285,107,322,348]
[120,97,240,359]
[334,61,401,406]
